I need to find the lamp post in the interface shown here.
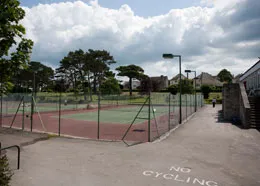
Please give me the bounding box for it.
[162,54,182,124]
[184,70,197,112]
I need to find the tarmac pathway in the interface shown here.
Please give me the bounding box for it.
[2,104,260,186]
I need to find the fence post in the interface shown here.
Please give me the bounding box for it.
[22,96,25,130]
[185,95,187,119]
[58,91,61,136]
[30,94,34,132]
[168,94,171,131]
[190,95,192,116]
[117,93,119,106]
[0,83,2,128]
[97,91,100,139]
[148,92,151,142]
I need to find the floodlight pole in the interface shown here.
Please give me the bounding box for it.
[194,71,197,112]
[179,56,182,124]
[185,69,197,112]
[162,54,182,124]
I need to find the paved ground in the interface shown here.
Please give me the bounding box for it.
[0,128,48,147]
[2,105,260,186]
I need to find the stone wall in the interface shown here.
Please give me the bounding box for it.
[222,84,240,120]
[222,83,251,127]
[239,83,251,128]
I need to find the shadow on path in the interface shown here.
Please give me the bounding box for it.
[215,108,260,132]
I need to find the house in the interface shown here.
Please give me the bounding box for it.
[150,75,168,90]
[169,74,186,86]
[123,79,140,89]
[194,72,223,88]
[239,59,260,95]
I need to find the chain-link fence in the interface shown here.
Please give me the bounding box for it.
[0,92,204,145]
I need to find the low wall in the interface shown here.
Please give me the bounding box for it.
[222,83,251,127]
[222,84,240,120]
[239,83,250,128]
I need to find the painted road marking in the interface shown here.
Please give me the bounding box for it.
[142,165,218,186]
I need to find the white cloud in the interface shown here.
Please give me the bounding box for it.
[21,0,260,79]
[200,0,246,9]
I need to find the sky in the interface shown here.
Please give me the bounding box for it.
[18,0,260,79]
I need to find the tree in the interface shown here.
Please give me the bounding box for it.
[0,0,34,93]
[57,49,116,100]
[167,79,194,94]
[57,49,86,98]
[12,61,54,92]
[87,49,116,93]
[167,84,178,95]
[116,65,145,96]
[217,69,233,83]
[201,85,211,99]
[139,76,152,95]
[100,77,121,95]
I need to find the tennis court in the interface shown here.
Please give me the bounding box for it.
[60,105,169,124]
[2,93,204,144]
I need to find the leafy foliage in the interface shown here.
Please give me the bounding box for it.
[167,84,178,95]
[100,77,121,95]
[217,69,233,83]
[116,65,145,96]
[139,77,152,94]
[200,85,211,99]
[0,0,34,93]
[56,49,115,100]
[0,155,13,186]
[12,61,54,92]
[167,79,194,94]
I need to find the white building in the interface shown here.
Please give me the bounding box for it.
[239,58,260,96]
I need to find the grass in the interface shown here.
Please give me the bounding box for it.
[204,92,222,104]
[3,92,202,114]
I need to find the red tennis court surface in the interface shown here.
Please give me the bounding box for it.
[2,107,178,143]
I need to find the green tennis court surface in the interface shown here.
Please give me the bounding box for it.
[4,103,88,114]
[60,106,171,124]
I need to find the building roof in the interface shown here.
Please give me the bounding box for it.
[150,75,168,81]
[196,72,223,86]
[170,74,186,81]
[239,59,260,81]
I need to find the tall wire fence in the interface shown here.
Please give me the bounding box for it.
[0,92,204,145]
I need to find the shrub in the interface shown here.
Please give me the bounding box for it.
[200,85,211,99]
[0,154,13,186]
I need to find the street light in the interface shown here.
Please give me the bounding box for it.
[162,54,182,124]
[185,69,197,112]
[185,70,190,79]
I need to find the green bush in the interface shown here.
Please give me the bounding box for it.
[0,155,13,186]
[201,85,211,99]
